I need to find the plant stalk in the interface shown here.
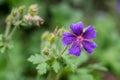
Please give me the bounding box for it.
[60,46,68,56]
[46,71,57,80]
[8,25,18,40]
[36,72,40,80]
[6,50,17,80]
[4,23,11,38]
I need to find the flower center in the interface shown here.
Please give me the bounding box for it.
[77,36,83,42]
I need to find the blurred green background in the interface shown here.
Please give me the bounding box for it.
[0,0,120,80]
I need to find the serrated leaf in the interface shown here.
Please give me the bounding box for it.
[28,54,47,64]
[52,60,60,73]
[62,55,76,71]
[62,52,88,71]
[36,62,47,75]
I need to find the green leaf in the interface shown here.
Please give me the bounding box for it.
[111,62,120,75]
[36,62,47,75]
[77,68,91,74]
[28,54,48,64]
[62,54,77,71]
[52,60,60,73]
[79,74,94,80]
[0,34,3,41]
[0,47,6,54]
[69,74,94,80]
[62,51,88,71]
[88,64,107,71]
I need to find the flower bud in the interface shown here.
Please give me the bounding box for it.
[11,8,19,17]
[41,31,49,40]
[32,15,44,26]
[29,4,38,16]
[24,14,32,23]
[48,33,55,43]
[43,47,49,55]
[19,5,25,14]
[6,15,13,24]
[57,28,65,37]
[11,9,20,24]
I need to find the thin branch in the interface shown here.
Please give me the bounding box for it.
[4,23,11,38]
[8,25,18,40]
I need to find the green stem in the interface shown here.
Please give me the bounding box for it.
[55,71,62,80]
[46,71,57,80]
[60,46,68,56]
[4,23,11,38]
[36,73,40,80]
[8,25,18,40]
[46,71,62,80]
[6,50,17,80]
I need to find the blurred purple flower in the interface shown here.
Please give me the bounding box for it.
[62,22,97,56]
[117,0,120,12]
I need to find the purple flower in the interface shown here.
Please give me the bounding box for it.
[62,22,97,56]
[117,0,120,13]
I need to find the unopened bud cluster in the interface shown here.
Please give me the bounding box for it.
[41,28,65,56]
[6,8,20,25]
[1,5,44,53]
[41,31,55,43]
[6,4,44,27]
[24,4,44,26]
[28,28,68,75]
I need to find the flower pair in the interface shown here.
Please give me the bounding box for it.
[62,22,97,56]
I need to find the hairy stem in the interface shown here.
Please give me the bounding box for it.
[6,50,17,80]
[8,25,18,40]
[4,23,11,38]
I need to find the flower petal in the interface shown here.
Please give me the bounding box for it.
[83,25,96,39]
[82,40,97,53]
[69,42,81,56]
[70,22,84,35]
[62,32,76,45]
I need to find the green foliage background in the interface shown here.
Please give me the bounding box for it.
[0,0,120,80]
